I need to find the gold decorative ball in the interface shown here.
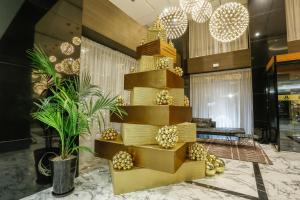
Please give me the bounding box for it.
[188,143,207,161]
[116,95,126,106]
[112,151,133,170]
[174,66,183,76]
[156,57,170,70]
[155,125,178,149]
[155,90,174,105]
[184,95,189,106]
[206,161,216,176]
[101,128,118,140]
[169,40,174,47]
[214,158,225,173]
[206,154,217,163]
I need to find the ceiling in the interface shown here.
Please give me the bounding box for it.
[110,0,247,26]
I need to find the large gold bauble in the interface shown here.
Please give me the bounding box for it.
[174,66,183,76]
[184,96,190,106]
[155,90,173,105]
[205,161,216,176]
[72,36,81,46]
[188,143,207,161]
[214,158,225,173]
[116,95,126,106]
[112,151,134,170]
[155,125,178,149]
[155,57,171,70]
[101,128,118,140]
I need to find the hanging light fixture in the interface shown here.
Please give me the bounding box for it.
[180,0,205,14]
[159,7,188,39]
[209,2,249,43]
[49,55,57,63]
[60,42,74,55]
[72,36,81,46]
[191,0,212,23]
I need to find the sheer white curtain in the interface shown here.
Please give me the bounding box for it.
[189,20,249,58]
[190,69,253,134]
[79,37,138,169]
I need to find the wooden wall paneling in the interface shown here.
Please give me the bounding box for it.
[82,0,147,51]
[187,49,251,74]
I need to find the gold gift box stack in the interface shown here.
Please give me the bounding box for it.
[94,39,205,194]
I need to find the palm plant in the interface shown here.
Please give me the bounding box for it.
[28,46,126,159]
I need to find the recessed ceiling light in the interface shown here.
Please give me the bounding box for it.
[255,32,260,37]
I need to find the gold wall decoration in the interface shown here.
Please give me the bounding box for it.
[155,125,179,149]
[112,151,133,170]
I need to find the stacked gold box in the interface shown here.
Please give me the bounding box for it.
[94,37,207,194]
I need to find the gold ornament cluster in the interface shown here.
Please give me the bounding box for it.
[184,95,190,106]
[147,17,167,42]
[155,57,171,70]
[174,66,183,76]
[116,95,126,106]
[101,128,118,140]
[155,125,178,149]
[188,143,207,161]
[155,90,173,105]
[112,151,134,170]
[205,154,225,176]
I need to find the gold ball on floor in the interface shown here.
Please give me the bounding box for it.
[188,143,207,161]
[155,125,178,149]
[112,151,133,170]
[205,161,216,176]
[214,158,225,173]
[101,128,118,140]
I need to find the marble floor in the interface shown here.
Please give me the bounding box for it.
[21,144,300,200]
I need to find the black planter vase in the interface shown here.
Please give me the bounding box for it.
[51,155,77,197]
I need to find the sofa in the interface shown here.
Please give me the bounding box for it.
[192,118,216,128]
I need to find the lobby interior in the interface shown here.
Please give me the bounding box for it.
[0,0,300,200]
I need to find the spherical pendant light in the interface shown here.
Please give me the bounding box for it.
[209,2,249,43]
[180,0,205,14]
[159,7,188,39]
[49,55,57,63]
[72,36,81,46]
[60,42,74,55]
[191,0,212,23]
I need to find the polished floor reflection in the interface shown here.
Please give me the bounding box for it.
[22,144,300,200]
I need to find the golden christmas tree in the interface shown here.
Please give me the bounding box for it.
[94,19,223,194]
